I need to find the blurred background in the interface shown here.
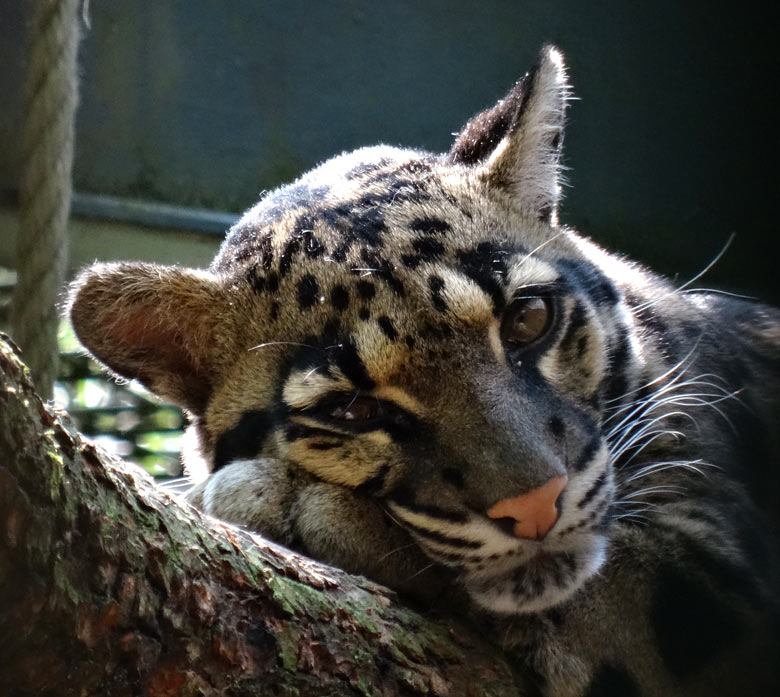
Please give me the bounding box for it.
[0,1,776,476]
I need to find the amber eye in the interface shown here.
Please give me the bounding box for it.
[500,296,554,347]
[328,396,380,422]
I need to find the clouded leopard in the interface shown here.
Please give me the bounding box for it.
[69,47,780,696]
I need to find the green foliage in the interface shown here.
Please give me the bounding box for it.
[56,321,184,478]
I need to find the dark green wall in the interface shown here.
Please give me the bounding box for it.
[1,1,777,299]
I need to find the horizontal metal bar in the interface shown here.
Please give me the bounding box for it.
[76,428,184,437]
[1,188,239,236]
[71,192,239,236]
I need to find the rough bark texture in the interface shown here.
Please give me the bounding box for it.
[0,334,521,697]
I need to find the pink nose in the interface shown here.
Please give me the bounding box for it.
[487,475,568,541]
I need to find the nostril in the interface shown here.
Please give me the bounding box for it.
[492,516,518,538]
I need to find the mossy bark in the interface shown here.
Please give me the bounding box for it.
[0,334,522,697]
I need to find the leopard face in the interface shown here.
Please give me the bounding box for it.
[69,47,641,614]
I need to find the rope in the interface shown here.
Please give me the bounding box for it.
[12,0,81,399]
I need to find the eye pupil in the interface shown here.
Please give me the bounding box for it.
[501,296,552,347]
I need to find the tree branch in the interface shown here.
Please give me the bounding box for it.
[0,334,521,697]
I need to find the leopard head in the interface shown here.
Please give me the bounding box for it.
[70,47,638,613]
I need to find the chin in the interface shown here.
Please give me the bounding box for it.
[464,533,609,615]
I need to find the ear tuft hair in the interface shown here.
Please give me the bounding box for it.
[449,46,571,224]
[448,76,530,167]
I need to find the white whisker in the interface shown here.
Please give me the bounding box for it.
[623,459,713,484]
[631,233,735,314]
[604,340,702,406]
[621,485,685,500]
[249,341,324,352]
[376,542,420,564]
[502,617,519,651]
[404,561,438,582]
[518,231,567,266]
[302,365,323,382]
[680,287,758,301]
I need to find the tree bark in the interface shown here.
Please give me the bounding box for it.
[0,334,521,697]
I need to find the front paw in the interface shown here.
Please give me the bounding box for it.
[291,482,456,604]
[185,459,297,546]
[185,461,459,608]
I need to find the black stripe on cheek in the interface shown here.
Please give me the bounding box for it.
[390,485,469,524]
[578,472,607,508]
[635,307,681,357]
[601,325,631,406]
[213,410,275,472]
[359,250,406,297]
[572,434,603,472]
[363,410,423,443]
[560,300,588,354]
[426,548,473,564]
[400,518,482,549]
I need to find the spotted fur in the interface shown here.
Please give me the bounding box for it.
[69,47,780,696]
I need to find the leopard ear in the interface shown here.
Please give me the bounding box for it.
[68,262,233,414]
[449,46,570,223]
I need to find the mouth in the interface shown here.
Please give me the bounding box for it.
[461,531,609,614]
[386,495,611,613]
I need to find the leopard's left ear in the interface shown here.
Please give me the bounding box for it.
[449,46,570,224]
[68,262,235,414]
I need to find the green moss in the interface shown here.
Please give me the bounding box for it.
[257,562,332,619]
[275,622,300,674]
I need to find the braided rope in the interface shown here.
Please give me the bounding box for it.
[12,0,81,399]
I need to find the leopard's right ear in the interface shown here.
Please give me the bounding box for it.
[449,46,570,224]
[68,262,235,414]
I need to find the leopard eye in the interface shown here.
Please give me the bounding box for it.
[500,296,554,348]
[328,396,380,422]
